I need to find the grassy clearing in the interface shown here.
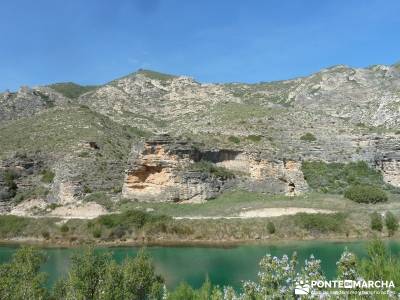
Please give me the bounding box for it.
[117,190,357,218]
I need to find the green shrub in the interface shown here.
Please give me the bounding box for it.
[95,210,171,231]
[78,151,90,158]
[267,221,276,234]
[13,187,49,204]
[47,203,61,210]
[294,213,345,233]
[84,192,114,211]
[301,161,385,194]
[112,186,122,193]
[246,135,262,142]
[344,185,388,203]
[60,224,69,233]
[3,169,18,198]
[40,169,55,183]
[41,231,50,240]
[92,227,102,238]
[228,136,240,144]
[189,160,235,179]
[83,185,92,193]
[109,226,126,239]
[370,212,383,231]
[385,212,399,236]
[300,132,317,142]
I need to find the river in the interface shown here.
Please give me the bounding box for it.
[1,240,400,290]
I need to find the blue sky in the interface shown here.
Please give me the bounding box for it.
[1,0,400,91]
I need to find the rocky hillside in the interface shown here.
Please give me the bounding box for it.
[1,64,400,216]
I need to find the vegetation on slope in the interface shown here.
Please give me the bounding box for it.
[48,82,98,99]
[136,69,177,81]
[0,106,148,159]
[294,212,346,233]
[344,185,388,203]
[301,161,386,194]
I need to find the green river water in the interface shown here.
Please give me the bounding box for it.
[1,240,400,290]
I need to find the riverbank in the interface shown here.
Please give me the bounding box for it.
[1,190,399,248]
[0,212,396,248]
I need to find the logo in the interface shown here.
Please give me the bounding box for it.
[295,280,310,295]
[294,279,395,296]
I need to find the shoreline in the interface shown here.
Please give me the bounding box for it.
[0,235,396,249]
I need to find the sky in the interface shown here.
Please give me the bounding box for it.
[1,0,400,91]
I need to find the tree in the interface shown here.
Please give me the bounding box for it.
[336,248,359,281]
[57,247,164,300]
[0,247,47,300]
[385,212,399,236]
[266,221,276,234]
[97,261,124,300]
[63,246,111,299]
[370,212,383,232]
[359,239,400,291]
[121,249,164,300]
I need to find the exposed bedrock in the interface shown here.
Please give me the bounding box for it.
[122,135,308,202]
[374,138,400,187]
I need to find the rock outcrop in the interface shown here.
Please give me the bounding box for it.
[374,138,400,187]
[122,135,235,202]
[122,135,308,202]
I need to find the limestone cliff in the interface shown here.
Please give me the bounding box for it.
[122,135,308,202]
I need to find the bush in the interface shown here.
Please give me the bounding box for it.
[370,212,383,231]
[60,224,69,233]
[294,213,345,233]
[300,132,317,142]
[302,161,386,194]
[3,169,18,198]
[385,212,399,236]
[189,160,235,179]
[92,227,102,238]
[40,169,55,183]
[95,210,171,231]
[47,203,61,210]
[83,185,92,193]
[344,185,388,203]
[84,192,114,211]
[41,231,50,240]
[247,135,262,142]
[267,221,276,234]
[228,136,240,144]
[109,226,126,239]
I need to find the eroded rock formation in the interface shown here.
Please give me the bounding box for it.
[122,135,235,202]
[122,135,308,202]
[375,138,400,187]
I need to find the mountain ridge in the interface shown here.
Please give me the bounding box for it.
[1,61,400,218]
